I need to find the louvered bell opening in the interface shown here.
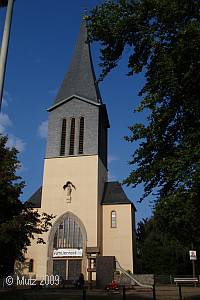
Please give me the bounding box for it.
[78,117,84,154]
[60,118,66,156]
[69,118,75,155]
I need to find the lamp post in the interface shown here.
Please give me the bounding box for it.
[0,0,15,111]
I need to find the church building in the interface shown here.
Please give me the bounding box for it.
[24,19,136,283]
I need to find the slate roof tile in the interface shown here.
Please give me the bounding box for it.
[26,186,42,208]
[102,181,136,211]
[54,20,101,105]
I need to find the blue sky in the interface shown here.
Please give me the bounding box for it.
[0,0,152,225]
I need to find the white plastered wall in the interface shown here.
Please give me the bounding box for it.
[25,155,107,279]
[102,204,134,273]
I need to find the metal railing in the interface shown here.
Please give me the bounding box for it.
[115,260,153,289]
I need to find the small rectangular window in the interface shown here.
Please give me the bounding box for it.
[111,211,117,228]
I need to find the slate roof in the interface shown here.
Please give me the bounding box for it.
[102,182,136,210]
[26,186,42,208]
[54,20,102,105]
[26,182,136,210]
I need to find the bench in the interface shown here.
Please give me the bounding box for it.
[174,278,199,300]
[174,278,198,285]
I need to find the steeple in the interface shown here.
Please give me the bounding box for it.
[54,20,102,105]
[46,18,109,168]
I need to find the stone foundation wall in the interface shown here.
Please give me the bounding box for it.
[132,274,154,285]
[115,272,154,286]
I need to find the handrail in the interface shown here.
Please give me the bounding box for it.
[115,260,153,289]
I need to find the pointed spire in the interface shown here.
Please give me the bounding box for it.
[54,20,102,105]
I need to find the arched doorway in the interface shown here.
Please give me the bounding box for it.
[47,212,87,280]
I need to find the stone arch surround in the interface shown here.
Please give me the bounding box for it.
[47,211,87,277]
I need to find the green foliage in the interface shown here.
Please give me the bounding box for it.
[137,218,192,274]
[89,0,200,272]
[88,0,200,201]
[0,135,54,276]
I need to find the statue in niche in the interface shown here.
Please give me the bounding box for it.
[63,181,76,203]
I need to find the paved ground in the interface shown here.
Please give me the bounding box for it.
[131,285,200,300]
[155,285,200,300]
[0,285,200,300]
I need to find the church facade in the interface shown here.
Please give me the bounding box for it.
[24,20,136,282]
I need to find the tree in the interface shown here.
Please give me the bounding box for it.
[88,0,200,248]
[137,218,193,275]
[0,135,53,276]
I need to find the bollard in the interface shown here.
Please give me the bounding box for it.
[122,286,126,300]
[153,284,156,300]
[82,287,86,300]
[178,284,182,300]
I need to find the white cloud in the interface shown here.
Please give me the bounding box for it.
[38,120,48,138]
[2,97,8,107]
[0,103,26,153]
[2,90,13,107]
[0,113,12,134]
[108,154,119,164]
[6,134,26,152]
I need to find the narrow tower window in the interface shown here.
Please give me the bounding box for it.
[78,117,84,154]
[60,119,66,156]
[111,211,117,228]
[69,118,75,155]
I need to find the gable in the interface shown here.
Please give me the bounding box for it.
[48,95,101,112]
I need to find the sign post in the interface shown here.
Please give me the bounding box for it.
[189,250,197,278]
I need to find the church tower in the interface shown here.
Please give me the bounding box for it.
[25,19,136,282]
[46,20,109,167]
